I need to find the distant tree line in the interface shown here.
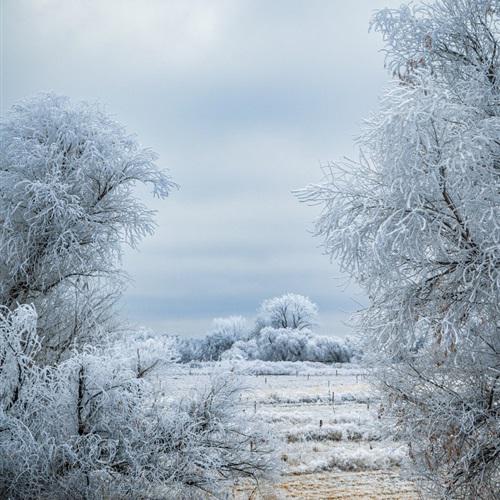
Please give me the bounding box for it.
[177,293,355,363]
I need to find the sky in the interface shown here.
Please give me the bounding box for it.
[1,0,401,337]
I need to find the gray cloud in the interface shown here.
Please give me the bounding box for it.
[1,0,400,337]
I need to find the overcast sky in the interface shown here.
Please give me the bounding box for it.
[1,0,401,337]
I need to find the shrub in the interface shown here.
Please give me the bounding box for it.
[0,306,276,499]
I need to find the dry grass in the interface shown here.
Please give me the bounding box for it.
[234,471,419,499]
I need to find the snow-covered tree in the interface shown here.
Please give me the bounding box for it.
[256,293,319,331]
[300,0,500,496]
[305,335,352,363]
[0,93,277,497]
[0,93,175,359]
[176,316,249,362]
[255,327,311,362]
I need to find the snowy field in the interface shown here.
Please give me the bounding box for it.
[157,361,419,499]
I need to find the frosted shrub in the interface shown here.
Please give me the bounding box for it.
[220,327,353,363]
[255,327,311,362]
[176,336,204,363]
[157,375,276,493]
[0,307,275,499]
[305,335,352,363]
[254,328,352,363]
[109,327,179,377]
[220,338,259,361]
[196,316,249,361]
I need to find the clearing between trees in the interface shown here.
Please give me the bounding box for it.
[160,361,419,499]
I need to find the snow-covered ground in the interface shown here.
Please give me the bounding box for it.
[156,361,419,499]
